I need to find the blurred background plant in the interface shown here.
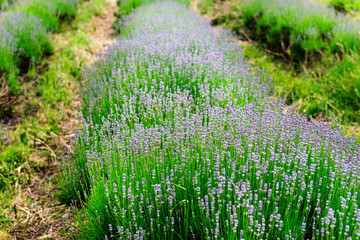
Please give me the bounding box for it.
[197,0,360,134]
[329,0,360,12]
[0,0,80,97]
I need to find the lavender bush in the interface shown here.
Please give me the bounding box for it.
[0,22,18,77]
[116,0,188,14]
[61,2,360,239]
[15,0,80,31]
[0,0,79,93]
[241,0,360,60]
[0,0,11,10]
[0,11,51,92]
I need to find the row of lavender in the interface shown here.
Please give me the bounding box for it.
[241,0,360,61]
[0,0,79,93]
[61,2,360,239]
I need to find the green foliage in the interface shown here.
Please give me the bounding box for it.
[0,35,18,84]
[330,0,360,12]
[323,54,360,121]
[0,145,27,190]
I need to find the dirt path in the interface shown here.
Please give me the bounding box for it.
[1,0,118,239]
[75,0,118,63]
[190,0,201,13]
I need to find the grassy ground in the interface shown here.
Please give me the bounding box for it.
[195,0,360,142]
[0,0,115,238]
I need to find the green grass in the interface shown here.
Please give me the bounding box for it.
[241,44,360,122]
[0,0,107,235]
[0,144,28,190]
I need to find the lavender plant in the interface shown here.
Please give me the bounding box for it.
[117,0,188,15]
[117,0,152,14]
[61,1,360,239]
[0,0,11,10]
[15,0,80,31]
[0,0,80,93]
[0,11,52,92]
[0,23,17,76]
[241,0,360,61]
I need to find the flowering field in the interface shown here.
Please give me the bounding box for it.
[60,1,360,239]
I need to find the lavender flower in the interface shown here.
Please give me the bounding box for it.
[60,1,360,239]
